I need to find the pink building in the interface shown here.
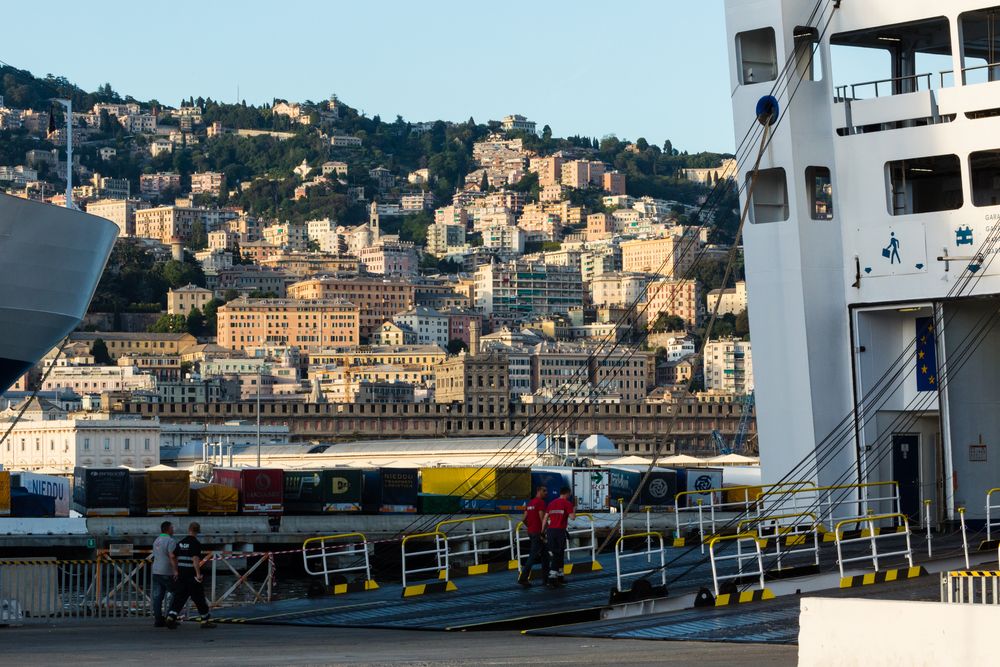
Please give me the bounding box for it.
[359,240,418,277]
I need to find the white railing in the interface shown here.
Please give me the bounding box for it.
[834,513,913,579]
[207,552,275,607]
[614,532,666,593]
[738,511,821,572]
[674,481,816,552]
[302,533,372,587]
[985,489,1000,543]
[942,570,1000,604]
[400,531,449,588]
[515,513,598,568]
[435,515,515,567]
[757,482,901,534]
[707,533,766,598]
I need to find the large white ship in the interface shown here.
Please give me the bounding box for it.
[0,192,117,393]
[726,0,1000,522]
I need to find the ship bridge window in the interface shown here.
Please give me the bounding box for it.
[959,8,1000,85]
[831,17,952,100]
[736,27,778,85]
[806,166,833,220]
[886,154,962,216]
[748,167,789,224]
[969,149,1000,207]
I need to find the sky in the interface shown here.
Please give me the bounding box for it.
[0,1,736,153]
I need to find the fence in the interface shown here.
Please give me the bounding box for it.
[707,533,766,597]
[941,571,1000,604]
[738,511,821,572]
[435,515,515,568]
[614,532,666,593]
[514,513,598,570]
[302,533,372,587]
[756,482,901,534]
[400,531,450,589]
[834,513,913,579]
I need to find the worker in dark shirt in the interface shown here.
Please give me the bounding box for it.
[544,486,575,588]
[166,522,216,629]
[517,485,550,587]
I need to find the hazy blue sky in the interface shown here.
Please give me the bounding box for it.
[0,1,736,152]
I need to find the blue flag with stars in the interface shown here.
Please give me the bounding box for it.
[916,316,937,392]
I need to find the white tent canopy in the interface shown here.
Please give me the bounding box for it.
[706,453,760,465]
[659,454,707,466]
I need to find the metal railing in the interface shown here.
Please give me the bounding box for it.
[707,533,766,598]
[400,531,449,588]
[302,533,371,587]
[674,481,816,552]
[756,481,900,534]
[738,511,821,571]
[206,551,275,608]
[514,513,599,568]
[834,513,913,579]
[942,570,1000,604]
[614,532,666,593]
[835,72,934,100]
[984,488,1000,542]
[0,558,153,620]
[435,514,515,567]
[941,61,1000,87]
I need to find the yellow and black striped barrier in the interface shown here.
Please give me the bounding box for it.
[451,560,518,578]
[402,580,458,598]
[949,570,1000,577]
[332,579,379,595]
[715,588,775,606]
[839,565,926,588]
[0,559,99,565]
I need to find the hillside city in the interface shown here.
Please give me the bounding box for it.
[0,65,752,473]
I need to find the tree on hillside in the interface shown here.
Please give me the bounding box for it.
[90,338,112,364]
[651,313,687,333]
[149,313,188,334]
[186,306,206,337]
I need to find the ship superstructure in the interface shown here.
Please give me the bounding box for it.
[726,0,1000,521]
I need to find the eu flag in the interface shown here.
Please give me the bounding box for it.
[915,316,938,392]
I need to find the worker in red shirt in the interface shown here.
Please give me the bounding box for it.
[517,485,550,587]
[544,486,575,588]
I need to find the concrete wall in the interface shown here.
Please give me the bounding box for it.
[800,596,1000,666]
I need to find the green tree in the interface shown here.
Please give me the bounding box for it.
[652,313,687,333]
[735,309,750,338]
[90,338,112,364]
[479,171,489,192]
[186,306,205,336]
[541,124,552,141]
[188,220,208,250]
[446,339,468,354]
[148,313,188,333]
[202,298,225,335]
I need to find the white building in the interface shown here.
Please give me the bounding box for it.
[482,224,525,254]
[40,366,155,394]
[703,339,752,395]
[393,307,450,347]
[501,114,537,134]
[662,336,697,362]
[706,280,748,316]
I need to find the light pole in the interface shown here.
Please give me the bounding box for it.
[256,368,262,467]
[50,98,73,208]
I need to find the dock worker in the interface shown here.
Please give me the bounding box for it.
[517,485,550,587]
[166,522,216,629]
[151,520,177,628]
[544,486,575,588]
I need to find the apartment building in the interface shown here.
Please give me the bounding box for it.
[500,114,536,134]
[703,338,753,395]
[134,205,204,243]
[86,198,145,237]
[706,280,748,316]
[190,171,225,196]
[393,307,449,347]
[139,172,181,198]
[167,284,214,315]
[216,298,360,353]
[262,221,308,249]
[482,223,525,254]
[40,365,156,394]
[212,265,293,298]
[529,156,564,187]
[69,332,198,360]
[288,276,415,339]
[427,221,466,256]
[434,350,509,415]
[561,160,606,189]
[644,278,703,329]
[475,259,583,322]
[620,229,702,277]
[358,240,418,277]
[590,273,651,308]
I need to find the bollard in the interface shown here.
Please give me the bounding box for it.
[697,499,705,554]
[959,506,970,570]
[924,499,933,557]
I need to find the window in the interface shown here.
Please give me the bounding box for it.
[959,8,1000,86]
[736,27,778,85]
[794,26,823,82]
[970,149,1000,206]
[124,438,130,451]
[886,154,962,215]
[806,167,834,219]
[145,438,151,451]
[749,168,789,223]
[84,438,90,451]
[104,438,111,451]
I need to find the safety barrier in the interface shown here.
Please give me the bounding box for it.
[0,558,152,620]
[614,532,666,593]
[986,489,1000,544]
[400,531,457,597]
[436,514,516,574]
[207,551,275,607]
[302,533,376,592]
[674,481,817,552]
[942,570,1000,604]
[707,533,766,598]
[834,513,913,579]
[738,512,821,572]
[757,482,901,535]
[514,513,600,573]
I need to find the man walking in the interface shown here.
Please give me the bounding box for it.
[544,486,575,588]
[517,485,550,587]
[151,520,177,627]
[166,522,216,629]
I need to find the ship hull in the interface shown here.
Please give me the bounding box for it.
[0,193,118,392]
